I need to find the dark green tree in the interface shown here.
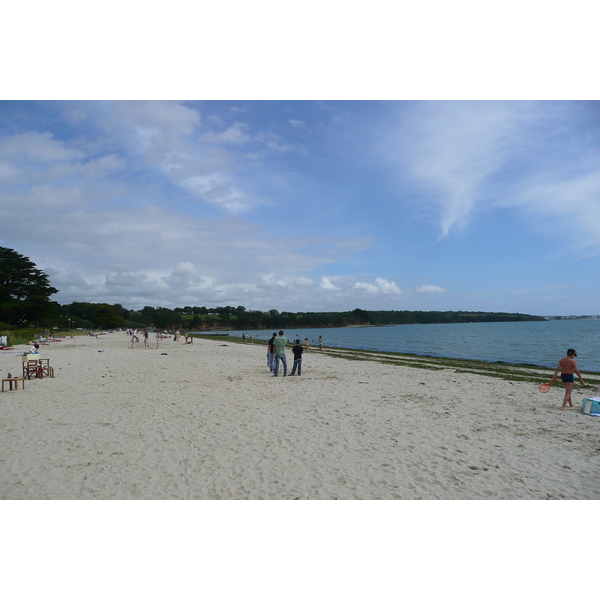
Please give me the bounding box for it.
[154,307,177,328]
[352,308,370,323]
[140,306,158,321]
[0,247,59,326]
[91,304,125,329]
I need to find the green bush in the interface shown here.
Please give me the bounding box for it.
[0,327,49,347]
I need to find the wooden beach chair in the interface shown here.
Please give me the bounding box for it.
[38,358,54,378]
[23,359,42,379]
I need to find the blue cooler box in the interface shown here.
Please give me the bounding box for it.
[581,398,600,416]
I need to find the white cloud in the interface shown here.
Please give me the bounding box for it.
[354,278,401,295]
[0,160,18,182]
[201,123,252,145]
[21,184,85,208]
[354,282,379,293]
[374,278,402,294]
[113,101,201,138]
[0,131,85,162]
[261,274,313,289]
[295,276,313,287]
[320,277,339,290]
[44,267,94,294]
[93,101,201,160]
[262,273,286,288]
[165,262,200,287]
[289,120,306,128]
[180,173,260,212]
[254,131,302,154]
[416,285,445,294]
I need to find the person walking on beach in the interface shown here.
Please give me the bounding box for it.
[143,329,149,347]
[291,339,304,376]
[273,330,288,377]
[318,335,323,351]
[551,348,585,410]
[304,338,310,352]
[267,332,276,371]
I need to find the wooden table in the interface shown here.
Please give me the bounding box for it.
[2,377,25,391]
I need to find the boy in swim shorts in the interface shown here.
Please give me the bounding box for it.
[551,349,585,410]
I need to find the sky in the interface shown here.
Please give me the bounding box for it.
[1,4,599,318]
[2,100,600,316]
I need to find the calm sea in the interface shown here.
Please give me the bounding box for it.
[194,319,600,373]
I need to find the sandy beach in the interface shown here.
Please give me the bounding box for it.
[1,332,598,500]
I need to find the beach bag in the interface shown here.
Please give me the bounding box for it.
[581,397,600,416]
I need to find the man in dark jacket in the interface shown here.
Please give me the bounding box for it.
[290,339,304,376]
[267,332,277,372]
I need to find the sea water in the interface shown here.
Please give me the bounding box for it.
[195,319,600,373]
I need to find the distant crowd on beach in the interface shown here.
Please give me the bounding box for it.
[126,328,194,346]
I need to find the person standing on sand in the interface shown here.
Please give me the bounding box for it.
[304,338,310,352]
[291,339,303,376]
[318,335,323,351]
[267,332,276,371]
[273,330,288,377]
[551,348,585,410]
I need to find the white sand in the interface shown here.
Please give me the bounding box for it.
[1,332,598,499]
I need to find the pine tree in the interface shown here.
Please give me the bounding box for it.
[0,247,59,326]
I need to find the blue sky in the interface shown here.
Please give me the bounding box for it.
[1,100,600,315]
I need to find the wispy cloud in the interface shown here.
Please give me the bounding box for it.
[384,102,538,236]
[354,278,402,295]
[382,101,600,255]
[0,131,85,162]
[416,285,445,294]
[200,123,252,145]
[506,158,600,251]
